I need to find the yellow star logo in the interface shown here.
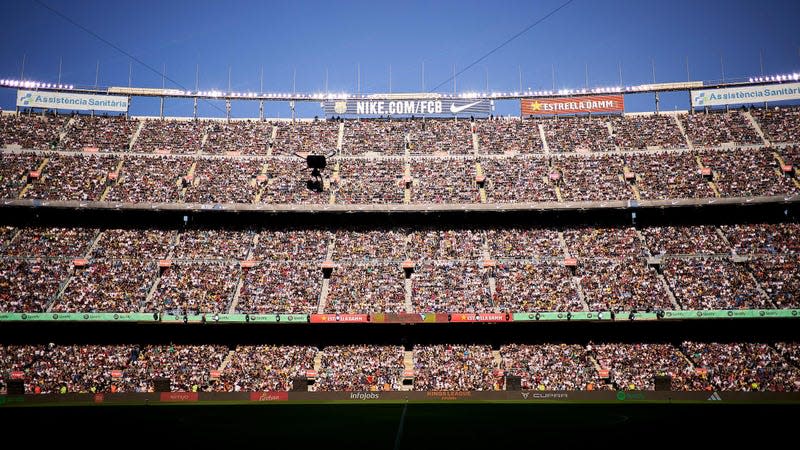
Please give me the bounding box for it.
[531,101,542,112]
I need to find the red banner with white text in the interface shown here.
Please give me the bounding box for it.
[521,95,624,116]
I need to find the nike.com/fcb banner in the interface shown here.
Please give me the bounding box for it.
[16,90,129,112]
[521,95,624,116]
[323,98,491,117]
[691,82,800,108]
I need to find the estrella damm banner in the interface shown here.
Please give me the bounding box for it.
[521,95,624,116]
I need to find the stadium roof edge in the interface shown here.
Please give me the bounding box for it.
[1,73,798,102]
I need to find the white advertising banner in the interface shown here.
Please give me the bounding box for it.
[16,90,129,112]
[691,82,800,107]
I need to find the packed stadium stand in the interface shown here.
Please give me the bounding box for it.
[1,106,800,398]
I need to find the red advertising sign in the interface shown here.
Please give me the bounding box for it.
[449,313,510,322]
[521,95,624,116]
[249,391,289,402]
[599,369,610,378]
[209,370,221,379]
[310,314,369,323]
[159,392,199,402]
[370,313,437,324]
[10,371,24,379]
[110,370,123,378]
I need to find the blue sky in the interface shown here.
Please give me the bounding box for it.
[1,0,799,117]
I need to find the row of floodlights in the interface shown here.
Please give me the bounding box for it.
[191,91,351,100]
[469,86,626,98]
[0,79,74,90]
[749,73,800,83]
[0,80,630,98]
[4,73,798,99]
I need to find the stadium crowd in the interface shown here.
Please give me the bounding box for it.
[578,259,672,311]
[407,119,472,154]
[122,345,229,392]
[563,226,644,258]
[184,158,261,204]
[500,344,603,390]
[251,229,329,261]
[493,262,583,312]
[105,156,191,203]
[221,345,317,391]
[555,155,631,201]
[60,116,136,152]
[203,120,271,155]
[414,344,498,390]
[173,229,253,260]
[271,121,338,155]
[91,228,175,259]
[682,342,800,391]
[481,156,559,203]
[5,227,95,257]
[487,227,564,259]
[0,114,65,150]
[663,258,769,310]
[260,158,329,204]
[751,106,800,144]
[53,260,156,312]
[325,264,407,313]
[333,228,408,261]
[236,263,321,314]
[314,345,405,391]
[609,114,687,150]
[543,117,615,152]
[592,343,708,390]
[334,158,405,204]
[641,225,729,255]
[747,255,800,308]
[0,152,44,199]
[721,223,800,255]
[701,147,796,197]
[146,262,239,315]
[21,154,118,201]
[477,119,542,153]
[0,259,70,312]
[133,120,204,153]
[624,151,714,200]
[411,262,491,312]
[681,111,762,147]
[342,120,406,155]
[410,158,479,203]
